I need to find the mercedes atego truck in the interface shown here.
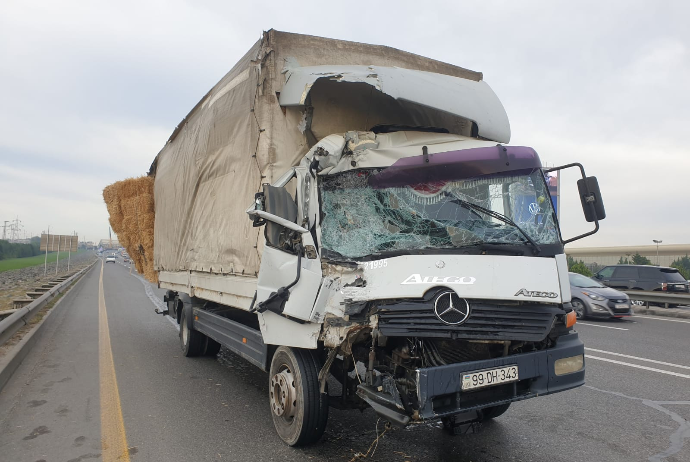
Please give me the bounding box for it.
[147,30,606,446]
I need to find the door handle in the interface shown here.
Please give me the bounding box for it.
[628,280,636,282]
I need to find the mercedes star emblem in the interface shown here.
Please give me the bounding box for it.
[435,260,445,268]
[434,291,470,325]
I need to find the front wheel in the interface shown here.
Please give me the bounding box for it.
[269,347,329,446]
[571,299,586,319]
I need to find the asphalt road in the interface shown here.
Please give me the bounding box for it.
[0,259,688,462]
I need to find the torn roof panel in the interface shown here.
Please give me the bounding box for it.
[278,65,511,144]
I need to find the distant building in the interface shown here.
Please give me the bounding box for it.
[99,239,120,249]
[566,244,690,269]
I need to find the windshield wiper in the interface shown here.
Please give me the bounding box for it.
[451,198,542,255]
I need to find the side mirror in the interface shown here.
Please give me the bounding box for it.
[263,185,298,221]
[263,185,299,249]
[577,176,606,222]
[544,163,606,244]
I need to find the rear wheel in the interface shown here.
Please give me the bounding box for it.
[179,308,205,357]
[571,299,586,319]
[269,347,328,446]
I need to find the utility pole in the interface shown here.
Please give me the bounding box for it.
[652,239,662,266]
[2,221,8,240]
[56,233,60,275]
[44,226,50,276]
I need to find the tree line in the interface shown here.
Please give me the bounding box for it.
[567,253,690,279]
[0,237,42,260]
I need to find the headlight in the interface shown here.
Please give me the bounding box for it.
[554,355,584,376]
[582,291,606,301]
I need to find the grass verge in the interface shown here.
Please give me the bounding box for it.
[0,250,85,273]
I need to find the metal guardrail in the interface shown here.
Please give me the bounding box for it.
[0,261,96,347]
[0,309,19,321]
[622,290,690,308]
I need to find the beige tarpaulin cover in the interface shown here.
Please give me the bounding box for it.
[152,30,486,277]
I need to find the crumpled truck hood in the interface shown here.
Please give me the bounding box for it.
[278,65,511,143]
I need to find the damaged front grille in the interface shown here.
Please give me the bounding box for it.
[377,300,562,342]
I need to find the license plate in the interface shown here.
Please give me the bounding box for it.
[462,365,518,391]
[615,303,629,309]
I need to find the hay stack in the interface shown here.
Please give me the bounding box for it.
[103,176,157,283]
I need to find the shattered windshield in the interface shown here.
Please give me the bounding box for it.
[319,169,559,260]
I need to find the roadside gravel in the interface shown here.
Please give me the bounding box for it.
[0,251,97,311]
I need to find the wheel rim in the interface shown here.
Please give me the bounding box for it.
[572,300,585,319]
[270,366,297,421]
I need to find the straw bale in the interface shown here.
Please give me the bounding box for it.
[143,267,159,284]
[137,194,155,214]
[103,175,158,283]
[122,198,139,222]
[140,212,155,232]
[120,179,139,200]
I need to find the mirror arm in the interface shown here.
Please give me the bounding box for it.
[246,210,310,234]
[273,167,296,188]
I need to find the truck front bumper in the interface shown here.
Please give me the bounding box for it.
[357,331,584,425]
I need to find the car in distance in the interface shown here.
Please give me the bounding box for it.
[593,265,689,293]
[569,272,632,319]
[105,255,116,264]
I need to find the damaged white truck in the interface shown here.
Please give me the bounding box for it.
[151,30,606,445]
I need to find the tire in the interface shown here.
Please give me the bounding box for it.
[179,307,205,357]
[481,403,511,420]
[571,299,587,319]
[204,337,222,357]
[269,347,329,446]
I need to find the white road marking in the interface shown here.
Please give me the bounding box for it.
[585,348,690,370]
[634,315,690,324]
[586,355,690,379]
[577,322,628,330]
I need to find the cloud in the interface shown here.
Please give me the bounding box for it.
[1,0,689,246]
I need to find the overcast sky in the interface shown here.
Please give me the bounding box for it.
[1,0,688,248]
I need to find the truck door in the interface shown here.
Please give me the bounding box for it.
[254,183,322,322]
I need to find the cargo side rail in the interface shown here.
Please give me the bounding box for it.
[192,308,268,371]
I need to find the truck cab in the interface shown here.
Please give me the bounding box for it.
[244,128,603,436]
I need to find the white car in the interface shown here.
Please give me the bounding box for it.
[105,255,116,263]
